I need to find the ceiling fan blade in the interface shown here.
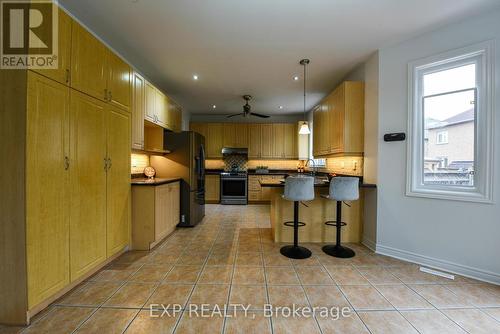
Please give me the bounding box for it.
[250,112,270,118]
[226,113,245,118]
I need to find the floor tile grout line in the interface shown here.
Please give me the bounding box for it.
[66,262,147,334]
[294,260,324,334]
[221,224,239,334]
[318,255,374,334]
[171,221,227,334]
[120,260,179,334]
[403,282,474,333]
[259,225,274,334]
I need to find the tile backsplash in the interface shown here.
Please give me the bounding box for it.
[223,155,248,171]
[205,159,301,171]
[320,156,364,176]
[131,153,150,174]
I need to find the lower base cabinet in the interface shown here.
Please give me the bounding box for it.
[248,175,285,202]
[205,175,220,203]
[132,182,180,250]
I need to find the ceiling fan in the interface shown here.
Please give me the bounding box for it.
[226,95,270,118]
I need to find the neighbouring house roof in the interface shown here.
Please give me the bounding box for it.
[427,108,474,129]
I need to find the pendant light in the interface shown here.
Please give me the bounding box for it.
[298,59,311,134]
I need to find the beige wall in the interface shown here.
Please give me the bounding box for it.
[426,122,474,163]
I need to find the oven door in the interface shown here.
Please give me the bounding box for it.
[221,177,247,204]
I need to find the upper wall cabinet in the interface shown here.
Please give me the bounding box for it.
[106,50,131,111]
[313,81,364,157]
[190,122,298,159]
[71,22,131,111]
[70,22,108,101]
[223,123,248,148]
[32,8,72,85]
[132,72,145,150]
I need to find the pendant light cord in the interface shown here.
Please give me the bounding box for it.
[303,61,306,122]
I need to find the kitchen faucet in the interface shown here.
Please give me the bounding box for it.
[304,159,317,176]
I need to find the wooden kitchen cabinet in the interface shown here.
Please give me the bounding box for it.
[313,81,364,156]
[132,72,145,150]
[32,8,72,85]
[190,122,207,138]
[132,182,180,250]
[248,124,261,158]
[70,22,108,101]
[156,90,167,127]
[107,50,131,111]
[223,123,248,147]
[205,174,220,203]
[169,101,183,132]
[25,72,70,309]
[248,175,285,202]
[283,123,298,158]
[145,81,156,123]
[260,124,274,158]
[207,123,224,158]
[106,107,131,257]
[273,124,285,158]
[69,90,107,281]
[71,21,131,111]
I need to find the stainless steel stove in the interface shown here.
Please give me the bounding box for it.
[220,171,248,205]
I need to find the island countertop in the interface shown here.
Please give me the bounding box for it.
[259,179,377,188]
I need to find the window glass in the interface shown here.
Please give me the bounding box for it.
[422,66,476,186]
[423,63,475,96]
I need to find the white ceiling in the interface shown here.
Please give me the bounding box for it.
[60,0,499,115]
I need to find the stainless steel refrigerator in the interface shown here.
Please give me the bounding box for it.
[162,131,205,226]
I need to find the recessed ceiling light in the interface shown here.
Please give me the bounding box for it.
[279,106,283,109]
[212,105,217,109]
[293,76,299,81]
[193,74,199,80]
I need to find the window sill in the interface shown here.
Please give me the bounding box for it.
[406,188,493,204]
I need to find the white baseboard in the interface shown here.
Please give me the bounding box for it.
[376,243,500,285]
[362,236,377,252]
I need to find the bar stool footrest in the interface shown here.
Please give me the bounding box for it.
[284,221,306,227]
[324,220,347,227]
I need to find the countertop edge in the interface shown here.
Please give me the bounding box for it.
[130,177,182,186]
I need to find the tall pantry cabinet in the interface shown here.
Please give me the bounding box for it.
[0,7,131,326]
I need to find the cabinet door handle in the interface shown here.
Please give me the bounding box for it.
[65,69,70,84]
[64,156,70,170]
[104,89,108,101]
[108,91,112,101]
[108,158,112,170]
[104,158,108,171]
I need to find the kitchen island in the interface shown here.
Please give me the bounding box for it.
[260,179,375,243]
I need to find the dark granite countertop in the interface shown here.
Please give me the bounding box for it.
[205,169,295,175]
[131,177,182,186]
[259,179,376,189]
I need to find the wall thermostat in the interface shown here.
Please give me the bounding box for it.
[384,133,406,142]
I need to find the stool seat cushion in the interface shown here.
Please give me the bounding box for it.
[283,176,315,201]
[329,177,359,201]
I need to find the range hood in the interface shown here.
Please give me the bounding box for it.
[221,147,248,156]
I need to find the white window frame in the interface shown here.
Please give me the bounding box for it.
[436,131,448,144]
[407,41,494,203]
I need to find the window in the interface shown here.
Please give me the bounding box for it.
[436,131,448,144]
[407,41,494,203]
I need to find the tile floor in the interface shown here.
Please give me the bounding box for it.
[2,204,500,334]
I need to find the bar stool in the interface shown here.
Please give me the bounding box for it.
[322,177,359,258]
[280,176,315,259]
